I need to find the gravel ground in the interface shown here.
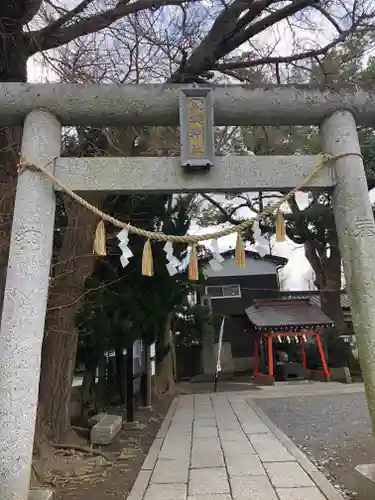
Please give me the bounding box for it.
[256,392,375,499]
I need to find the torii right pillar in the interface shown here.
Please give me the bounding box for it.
[322,110,375,434]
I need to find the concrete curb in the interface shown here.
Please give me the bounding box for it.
[247,398,345,500]
[127,397,178,499]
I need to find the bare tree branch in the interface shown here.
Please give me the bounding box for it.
[312,4,343,33]
[27,0,196,53]
[42,0,95,34]
[200,193,242,225]
[171,0,318,81]
[213,29,353,71]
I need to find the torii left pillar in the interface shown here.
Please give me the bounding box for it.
[0,110,61,500]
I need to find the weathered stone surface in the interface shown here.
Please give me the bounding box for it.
[150,459,189,484]
[126,470,152,500]
[2,83,375,127]
[226,454,265,476]
[90,414,122,445]
[264,462,315,488]
[322,110,375,431]
[194,426,218,438]
[144,483,187,500]
[0,110,61,500]
[330,367,352,384]
[191,438,224,468]
[221,439,255,457]
[249,434,294,462]
[276,487,327,500]
[189,468,230,496]
[230,475,278,500]
[141,438,163,471]
[130,393,346,500]
[28,490,54,500]
[188,495,232,500]
[91,412,106,423]
[55,155,334,195]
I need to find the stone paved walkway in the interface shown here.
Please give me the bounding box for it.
[128,392,345,500]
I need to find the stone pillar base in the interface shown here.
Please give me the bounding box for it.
[29,489,54,500]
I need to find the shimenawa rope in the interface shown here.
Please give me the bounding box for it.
[17,152,362,278]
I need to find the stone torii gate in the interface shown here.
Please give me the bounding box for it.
[1,83,375,500]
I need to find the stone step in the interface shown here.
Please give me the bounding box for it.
[90,414,122,445]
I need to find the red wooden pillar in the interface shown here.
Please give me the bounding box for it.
[315,333,330,377]
[267,334,274,378]
[300,336,307,369]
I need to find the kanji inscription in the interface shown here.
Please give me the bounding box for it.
[187,98,205,157]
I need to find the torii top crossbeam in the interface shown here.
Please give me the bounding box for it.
[1,83,375,126]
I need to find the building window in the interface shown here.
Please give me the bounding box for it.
[205,284,241,299]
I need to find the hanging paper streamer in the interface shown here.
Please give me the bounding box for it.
[252,220,268,257]
[209,239,224,271]
[117,228,133,268]
[275,210,286,242]
[164,241,181,276]
[142,239,154,276]
[235,232,245,268]
[188,244,199,281]
[93,220,107,256]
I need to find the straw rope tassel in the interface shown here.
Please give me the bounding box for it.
[93,220,107,256]
[142,239,154,276]
[275,210,286,242]
[188,244,199,281]
[235,232,245,268]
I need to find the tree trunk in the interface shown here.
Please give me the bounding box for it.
[304,240,351,367]
[0,25,34,309]
[35,195,105,443]
[156,312,175,395]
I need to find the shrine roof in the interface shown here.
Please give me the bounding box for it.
[245,298,335,332]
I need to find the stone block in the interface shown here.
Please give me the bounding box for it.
[254,375,274,385]
[226,453,265,476]
[92,412,106,423]
[230,475,278,499]
[189,468,230,496]
[29,490,54,500]
[249,434,294,462]
[191,438,224,468]
[355,463,375,482]
[218,430,244,442]
[221,439,255,457]
[194,426,218,438]
[150,459,189,484]
[264,462,315,488]
[144,483,187,500]
[276,487,327,500]
[194,418,216,427]
[329,366,352,383]
[141,437,163,470]
[90,414,122,445]
[127,470,152,500]
[188,496,232,500]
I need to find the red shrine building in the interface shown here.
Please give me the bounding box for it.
[200,250,334,382]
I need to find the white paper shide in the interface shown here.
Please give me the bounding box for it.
[117,228,133,268]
